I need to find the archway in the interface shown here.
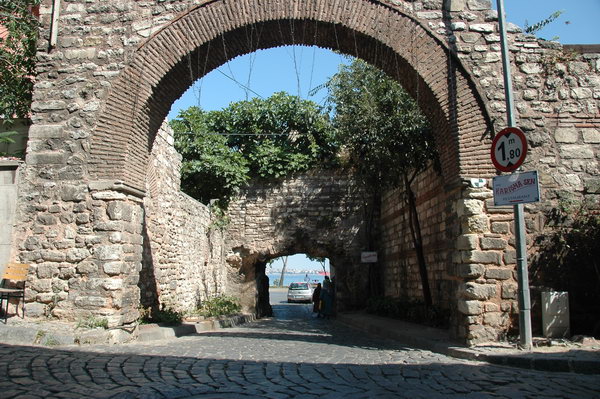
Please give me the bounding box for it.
[89,0,494,192]
[19,0,514,344]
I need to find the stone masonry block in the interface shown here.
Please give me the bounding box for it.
[445,0,466,11]
[107,202,133,221]
[467,0,491,11]
[503,250,517,265]
[26,151,68,165]
[501,282,518,299]
[28,124,66,139]
[102,278,123,291]
[454,264,486,278]
[66,248,91,263]
[469,24,494,33]
[491,222,510,234]
[456,199,484,217]
[36,263,58,279]
[585,177,600,194]
[94,221,124,231]
[485,267,512,280]
[61,184,88,202]
[462,250,502,264]
[554,127,579,143]
[37,214,57,225]
[480,237,507,250]
[583,129,600,144]
[458,299,483,315]
[41,250,66,262]
[560,145,595,159]
[103,261,124,276]
[74,296,109,309]
[95,245,123,261]
[462,215,489,234]
[456,234,479,250]
[459,282,497,300]
[483,312,504,327]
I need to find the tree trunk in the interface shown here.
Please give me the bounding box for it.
[278,256,288,288]
[404,173,433,306]
[364,189,382,298]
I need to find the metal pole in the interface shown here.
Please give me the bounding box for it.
[496,0,533,350]
[50,0,62,48]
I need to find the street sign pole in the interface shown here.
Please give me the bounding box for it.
[496,0,532,350]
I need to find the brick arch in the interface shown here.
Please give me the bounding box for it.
[90,0,494,191]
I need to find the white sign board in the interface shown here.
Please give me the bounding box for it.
[493,171,540,206]
[361,251,378,263]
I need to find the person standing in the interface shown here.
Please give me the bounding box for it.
[312,283,322,317]
[320,276,334,319]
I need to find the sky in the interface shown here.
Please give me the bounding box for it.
[167,0,598,271]
[168,0,599,119]
[268,254,330,274]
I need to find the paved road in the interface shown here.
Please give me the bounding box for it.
[0,292,599,398]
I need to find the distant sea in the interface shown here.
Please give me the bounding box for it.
[267,273,328,287]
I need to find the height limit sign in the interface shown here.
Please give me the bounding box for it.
[491,127,527,172]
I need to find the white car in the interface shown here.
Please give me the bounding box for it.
[287,282,313,303]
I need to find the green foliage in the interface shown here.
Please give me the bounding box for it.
[172,106,250,204]
[209,200,231,230]
[171,92,338,204]
[524,10,564,36]
[76,315,109,330]
[139,305,183,326]
[366,296,449,328]
[532,203,600,337]
[0,0,40,119]
[34,330,60,346]
[322,58,437,304]
[0,130,17,156]
[322,59,437,190]
[189,295,241,318]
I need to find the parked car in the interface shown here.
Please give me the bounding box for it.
[287,282,313,303]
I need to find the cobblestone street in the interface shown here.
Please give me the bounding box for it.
[1,295,599,399]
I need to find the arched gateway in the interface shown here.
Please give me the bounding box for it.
[12,0,599,345]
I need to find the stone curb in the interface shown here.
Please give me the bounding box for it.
[337,312,600,375]
[0,314,256,347]
[137,314,256,342]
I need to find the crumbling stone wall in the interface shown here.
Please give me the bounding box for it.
[225,170,371,310]
[141,123,241,314]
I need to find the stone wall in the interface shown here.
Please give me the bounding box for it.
[13,171,146,327]
[380,167,455,306]
[142,123,241,314]
[225,170,371,309]
[9,0,598,344]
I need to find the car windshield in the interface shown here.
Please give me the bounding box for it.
[289,283,309,290]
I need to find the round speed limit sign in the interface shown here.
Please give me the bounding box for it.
[490,127,528,172]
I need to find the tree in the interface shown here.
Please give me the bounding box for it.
[170,92,338,205]
[322,59,438,305]
[0,0,39,119]
[307,255,327,274]
[171,106,249,204]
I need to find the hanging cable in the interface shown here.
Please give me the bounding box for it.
[194,40,212,109]
[178,131,308,137]
[215,69,264,99]
[307,20,319,98]
[220,33,245,98]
